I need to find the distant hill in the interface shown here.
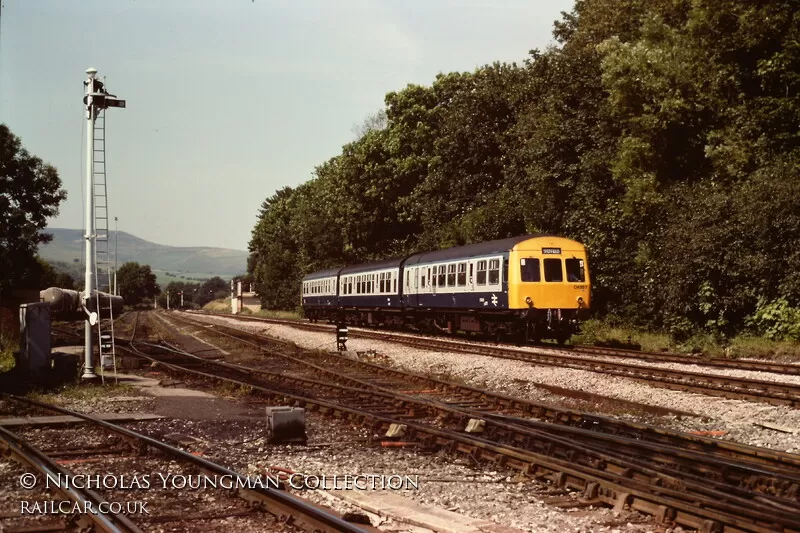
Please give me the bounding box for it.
[38,228,248,278]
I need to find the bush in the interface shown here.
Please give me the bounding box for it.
[746,298,800,341]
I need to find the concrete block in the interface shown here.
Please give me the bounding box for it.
[465,419,486,434]
[265,406,306,444]
[385,423,407,438]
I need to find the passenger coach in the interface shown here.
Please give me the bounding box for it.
[300,234,590,342]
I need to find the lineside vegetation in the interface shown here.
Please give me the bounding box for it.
[249,0,800,345]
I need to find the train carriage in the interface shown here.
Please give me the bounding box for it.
[337,258,404,326]
[300,267,341,321]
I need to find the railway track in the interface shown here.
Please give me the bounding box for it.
[125,311,800,533]
[0,393,377,533]
[199,313,800,408]
[167,313,800,474]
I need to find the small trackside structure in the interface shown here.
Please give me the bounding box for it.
[265,406,306,444]
[231,280,261,314]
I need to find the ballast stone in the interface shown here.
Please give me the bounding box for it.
[265,406,307,444]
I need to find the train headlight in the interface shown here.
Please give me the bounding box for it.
[577,296,584,308]
[525,296,533,307]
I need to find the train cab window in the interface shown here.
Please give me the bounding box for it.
[447,264,456,286]
[457,263,467,286]
[544,259,563,282]
[476,260,487,285]
[520,258,541,282]
[488,259,500,285]
[437,265,446,287]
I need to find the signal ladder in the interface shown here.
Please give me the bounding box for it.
[92,109,117,382]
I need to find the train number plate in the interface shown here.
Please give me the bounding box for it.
[541,248,561,254]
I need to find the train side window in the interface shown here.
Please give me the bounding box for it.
[520,258,540,282]
[437,265,446,287]
[488,259,500,285]
[393,274,397,293]
[476,260,487,285]
[421,268,426,288]
[457,263,467,286]
[544,259,563,282]
[447,264,456,286]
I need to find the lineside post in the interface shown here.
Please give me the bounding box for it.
[82,68,98,379]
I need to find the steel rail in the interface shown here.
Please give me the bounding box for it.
[131,335,800,508]
[3,394,377,533]
[123,323,800,533]
[222,315,800,407]
[173,312,800,475]
[571,344,800,375]
[197,312,800,375]
[122,341,800,533]
[0,425,143,533]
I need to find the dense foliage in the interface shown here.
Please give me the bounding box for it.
[0,124,67,295]
[117,262,160,306]
[249,0,800,339]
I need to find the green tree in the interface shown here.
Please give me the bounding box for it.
[0,124,67,294]
[117,262,159,306]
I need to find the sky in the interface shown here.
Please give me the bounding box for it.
[0,0,574,251]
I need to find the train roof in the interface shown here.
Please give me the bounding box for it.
[404,234,554,265]
[302,267,342,281]
[339,257,405,275]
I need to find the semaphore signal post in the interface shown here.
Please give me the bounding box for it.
[82,68,126,379]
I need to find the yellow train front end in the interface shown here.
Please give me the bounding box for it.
[507,236,591,343]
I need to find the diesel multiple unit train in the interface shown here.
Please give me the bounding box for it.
[302,235,591,343]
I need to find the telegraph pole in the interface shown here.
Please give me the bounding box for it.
[82,67,126,380]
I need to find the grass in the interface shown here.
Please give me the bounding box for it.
[0,346,15,372]
[572,318,800,360]
[30,382,136,404]
[572,320,672,352]
[203,298,232,312]
[0,321,18,372]
[253,309,301,320]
